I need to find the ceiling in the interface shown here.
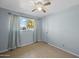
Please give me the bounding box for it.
[0,0,79,18]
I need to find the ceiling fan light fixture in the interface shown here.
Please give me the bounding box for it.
[37,7,42,11]
[32,0,51,13]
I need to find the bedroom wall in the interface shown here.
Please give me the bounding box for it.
[0,8,9,52]
[36,19,42,41]
[42,5,79,56]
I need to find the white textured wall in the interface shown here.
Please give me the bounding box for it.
[42,5,79,56]
[20,31,34,46]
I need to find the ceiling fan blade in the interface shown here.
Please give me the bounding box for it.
[44,2,51,6]
[32,9,36,12]
[42,9,46,13]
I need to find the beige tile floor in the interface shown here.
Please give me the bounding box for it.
[0,42,78,58]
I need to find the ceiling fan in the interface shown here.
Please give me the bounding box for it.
[32,0,51,13]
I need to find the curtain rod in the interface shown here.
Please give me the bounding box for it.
[8,12,34,19]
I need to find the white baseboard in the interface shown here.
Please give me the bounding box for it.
[37,40,42,42]
[0,47,17,53]
[20,42,33,47]
[0,42,34,53]
[0,49,8,53]
[48,43,79,57]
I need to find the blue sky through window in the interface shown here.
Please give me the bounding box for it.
[20,17,28,28]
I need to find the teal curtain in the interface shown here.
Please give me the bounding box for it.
[8,15,21,50]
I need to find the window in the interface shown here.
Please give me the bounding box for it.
[19,17,36,31]
[27,19,36,30]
